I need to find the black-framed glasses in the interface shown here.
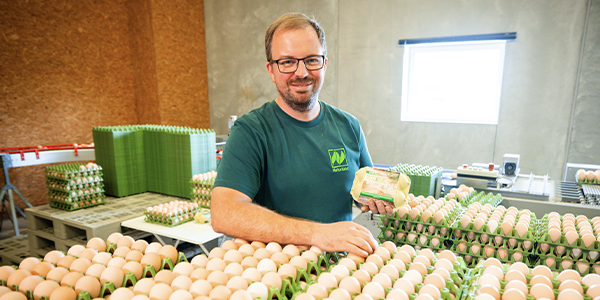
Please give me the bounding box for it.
[270,55,325,74]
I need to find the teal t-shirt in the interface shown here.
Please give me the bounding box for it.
[214,100,373,223]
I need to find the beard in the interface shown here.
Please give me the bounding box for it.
[278,77,322,113]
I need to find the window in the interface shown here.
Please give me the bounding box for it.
[401,40,507,124]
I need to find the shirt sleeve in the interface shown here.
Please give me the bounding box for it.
[214,120,264,200]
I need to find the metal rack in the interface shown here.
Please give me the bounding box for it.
[0,144,95,236]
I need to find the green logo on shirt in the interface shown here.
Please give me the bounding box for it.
[328,148,348,172]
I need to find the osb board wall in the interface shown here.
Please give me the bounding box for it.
[0,0,209,211]
[151,0,209,127]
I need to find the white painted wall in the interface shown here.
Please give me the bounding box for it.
[205,0,600,180]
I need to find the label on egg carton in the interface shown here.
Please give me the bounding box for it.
[350,167,411,208]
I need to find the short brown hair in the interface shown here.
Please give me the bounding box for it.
[265,13,327,62]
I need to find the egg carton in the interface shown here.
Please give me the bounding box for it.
[49,197,106,211]
[389,164,443,197]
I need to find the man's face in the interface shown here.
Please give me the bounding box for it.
[267,28,327,113]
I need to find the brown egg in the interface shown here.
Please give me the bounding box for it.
[116,236,135,249]
[7,269,31,287]
[158,245,178,263]
[144,242,162,254]
[107,257,127,269]
[0,266,16,282]
[226,276,248,292]
[265,242,283,254]
[140,253,161,271]
[505,280,528,295]
[557,289,584,300]
[409,261,428,275]
[477,285,500,300]
[393,277,416,295]
[121,261,143,280]
[33,279,60,300]
[107,233,123,245]
[190,254,208,268]
[501,288,526,300]
[209,285,232,300]
[530,274,553,287]
[237,244,256,257]
[224,262,244,278]
[86,237,107,252]
[208,247,226,260]
[207,270,229,288]
[125,250,143,263]
[306,283,329,299]
[109,287,135,300]
[170,275,193,291]
[360,261,380,276]
[241,268,262,285]
[262,271,283,290]
[100,266,124,287]
[189,267,209,282]
[289,256,308,270]
[43,251,65,265]
[251,241,266,249]
[583,274,600,288]
[419,284,441,299]
[363,281,386,299]
[154,269,175,285]
[31,262,55,277]
[381,241,397,255]
[530,283,555,300]
[19,257,41,272]
[345,253,365,265]
[49,286,77,300]
[56,256,76,269]
[560,280,584,294]
[423,273,445,290]
[403,269,424,285]
[394,251,413,264]
[149,282,173,300]
[221,240,239,251]
[0,291,27,300]
[301,250,319,262]
[132,278,155,295]
[206,257,226,272]
[78,248,98,261]
[69,258,92,274]
[67,245,86,257]
[112,246,132,258]
[84,263,106,279]
[366,254,384,268]
[130,240,149,253]
[351,269,371,286]
[478,274,501,290]
[18,275,44,293]
[270,252,289,267]
[189,279,212,297]
[277,263,297,280]
[338,276,361,294]
[45,267,69,283]
[74,275,101,298]
[558,270,582,283]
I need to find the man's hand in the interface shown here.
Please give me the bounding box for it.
[360,198,395,216]
[311,221,379,258]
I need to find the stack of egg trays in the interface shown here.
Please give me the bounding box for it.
[143,205,200,227]
[464,260,594,300]
[190,177,216,208]
[45,163,106,211]
[450,209,539,268]
[93,126,147,197]
[534,215,600,275]
[378,202,464,252]
[389,164,443,197]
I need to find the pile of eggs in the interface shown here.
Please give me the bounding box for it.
[576,169,600,183]
[191,171,217,207]
[294,242,461,300]
[472,257,600,300]
[538,213,600,273]
[0,232,179,300]
[145,200,200,226]
[385,195,460,248]
[446,185,475,202]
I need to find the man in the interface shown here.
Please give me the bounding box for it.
[211,13,392,258]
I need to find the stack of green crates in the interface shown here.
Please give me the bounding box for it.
[389,163,443,197]
[93,125,216,198]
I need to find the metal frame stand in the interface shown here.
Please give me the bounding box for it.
[0,153,33,236]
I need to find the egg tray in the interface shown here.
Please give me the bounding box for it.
[46,177,105,190]
[578,178,599,185]
[388,164,443,197]
[143,212,196,227]
[47,187,105,201]
[533,252,600,276]
[44,164,103,179]
[464,284,593,300]
[379,203,463,238]
[450,212,539,251]
[455,192,503,208]
[449,240,539,269]
[536,233,600,262]
[384,231,454,253]
[49,197,106,211]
